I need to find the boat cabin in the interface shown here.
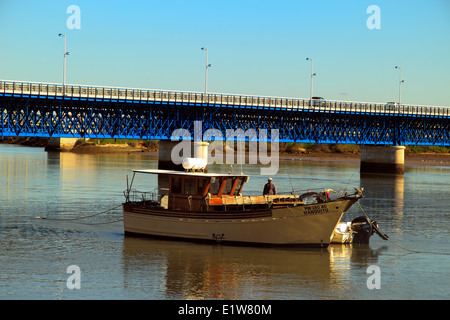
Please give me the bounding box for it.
[126,168,303,213]
[167,171,250,211]
[128,169,254,212]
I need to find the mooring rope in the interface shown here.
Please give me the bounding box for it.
[359,203,450,232]
[357,203,450,255]
[75,217,124,225]
[35,204,123,222]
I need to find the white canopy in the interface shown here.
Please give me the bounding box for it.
[132,169,249,178]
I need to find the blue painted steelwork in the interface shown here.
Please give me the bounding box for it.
[1,80,450,146]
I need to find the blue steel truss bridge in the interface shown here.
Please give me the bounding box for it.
[1,80,450,146]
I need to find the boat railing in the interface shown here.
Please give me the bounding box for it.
[125,187,168,204]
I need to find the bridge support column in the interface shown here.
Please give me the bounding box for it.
[158,140,209,171]
[45,138,78,152]
[157,140,209,193]
[360,145,405,175]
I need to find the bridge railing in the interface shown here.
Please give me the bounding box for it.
[1,80,449,118]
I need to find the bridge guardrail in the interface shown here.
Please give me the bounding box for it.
[1,80,449,118]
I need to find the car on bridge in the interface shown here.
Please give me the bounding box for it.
[385,101,399,112]
[311,96,325,108]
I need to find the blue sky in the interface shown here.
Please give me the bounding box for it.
[0,0,449,106]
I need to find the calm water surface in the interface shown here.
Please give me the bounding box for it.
[1,144,449,299]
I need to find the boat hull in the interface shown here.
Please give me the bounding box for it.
[122,198,358,247]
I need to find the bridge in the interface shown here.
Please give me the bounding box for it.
[1,79,450,174]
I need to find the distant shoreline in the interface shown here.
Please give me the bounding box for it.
[278,152,450,167]
[1,137,449,166]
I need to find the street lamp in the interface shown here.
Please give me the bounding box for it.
[201,47,212,94]
[58,33,71,88]
[395,66,405,106]
[306,57,317,101]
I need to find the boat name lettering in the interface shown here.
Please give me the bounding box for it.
[304,204,329,215]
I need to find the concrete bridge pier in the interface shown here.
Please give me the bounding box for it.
[157,140,209,194]
[45,137,78,152]
[360,145,405,175]
[158,140,209,171]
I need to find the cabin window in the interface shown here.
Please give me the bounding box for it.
[209,178,222,195]
[197,178,207,195]
[233,178,243,196]
[184,178,196,195]
[222,178,233,195]
[171,177,182,194]
[209,177,243,196]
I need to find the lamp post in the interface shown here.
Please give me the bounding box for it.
[306,57,317,101]
[58,33,71,88]
[395,66,405,106]
[201,47,212,94]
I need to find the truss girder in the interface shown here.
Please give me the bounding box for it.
[1,96,449,146]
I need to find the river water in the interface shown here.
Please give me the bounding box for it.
[1,144,449,300]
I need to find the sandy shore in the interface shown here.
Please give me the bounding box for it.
[403,153,450,166]
[284,154,450,168]
[2,137,449,166]
[125,150,450,167]
[278,152,450,166]
[70,143,156,154]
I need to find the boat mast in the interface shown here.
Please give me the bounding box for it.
[125,172,136,202]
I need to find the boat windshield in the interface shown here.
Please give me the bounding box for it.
[209,177,244,196]
[233,178,243,196]
[170,176,209,196]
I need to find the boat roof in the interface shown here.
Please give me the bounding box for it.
[133,169,249,178]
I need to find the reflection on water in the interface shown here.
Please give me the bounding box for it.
[1,145,450,300]
[121,236,383,300]
[360,173,404,213]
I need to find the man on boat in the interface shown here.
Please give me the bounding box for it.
[263,178,277,195]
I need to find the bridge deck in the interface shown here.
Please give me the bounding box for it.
[1,80,449,117]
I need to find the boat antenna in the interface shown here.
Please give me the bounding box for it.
[343,170,356,194]
[126,175,129,201]
[288,174,296,195]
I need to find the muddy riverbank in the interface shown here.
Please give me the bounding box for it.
[2,137,449,166]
